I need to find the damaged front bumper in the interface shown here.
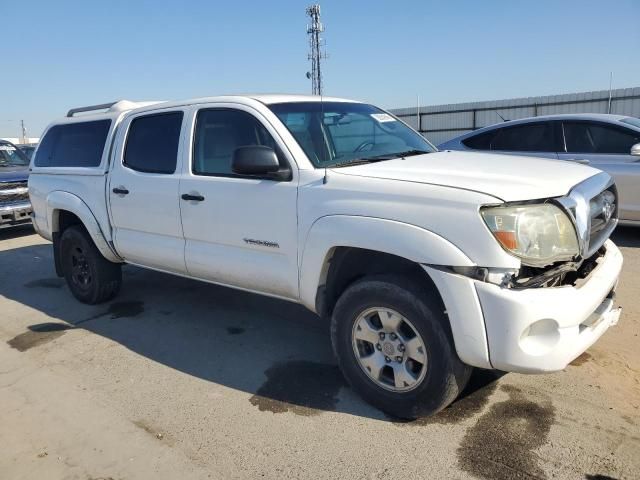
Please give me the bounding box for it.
[425,240,623,373]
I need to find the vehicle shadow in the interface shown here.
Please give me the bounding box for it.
[0,223,34,241]
[1,241,502,422]
[611,225,639,248]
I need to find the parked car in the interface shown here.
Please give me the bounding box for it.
[17,144,37,160]
[29,96,622,418]
[0,140,32,228]
[438,114,640,225]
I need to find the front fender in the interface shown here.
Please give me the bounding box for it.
[47,191,122,263]
[298,215,474,312]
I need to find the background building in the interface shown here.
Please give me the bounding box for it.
[390,87,640,146]
[1,137,39,145]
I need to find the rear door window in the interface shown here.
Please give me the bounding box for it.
[563,122,640,154]
[124,112,183,174]
[490,122,555,152]
[462,130,496,150]
[34,120,111,167]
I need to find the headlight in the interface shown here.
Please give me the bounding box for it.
[481,203,579,266]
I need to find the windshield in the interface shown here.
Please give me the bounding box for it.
[19,145,36,160]
[268,102,436,167]
[0,142,30,167]
[620,117,640,130]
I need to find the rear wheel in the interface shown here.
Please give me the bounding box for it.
[60,225,122,304]
[331,274,471,419]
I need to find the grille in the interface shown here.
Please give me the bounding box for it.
[0,181,29,205]
[557,172,617,261]
[586,186,617,257]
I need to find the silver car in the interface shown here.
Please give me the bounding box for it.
[439,114,640,225]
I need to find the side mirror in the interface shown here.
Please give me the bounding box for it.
[631,143,640,157]
[232,146,281,175]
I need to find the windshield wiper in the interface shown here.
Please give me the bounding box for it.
[330,158,386,168]
[367,149,431,160]
[330,149,430,168]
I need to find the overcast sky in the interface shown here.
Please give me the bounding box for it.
[2,0,639,138]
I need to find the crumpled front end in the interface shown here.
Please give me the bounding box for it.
[476,240,622,372]
[425,172,624,373]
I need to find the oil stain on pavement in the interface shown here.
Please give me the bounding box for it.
[7,323,73,351]
[226,326,245,335]
[416,370,503,425]
[457,384,556,480]
[24,278,65,289]
[75,300,145,326]
[250,361,346,416]
[105,300,145,319]
[8,301,145,351]
[570,352,592,366]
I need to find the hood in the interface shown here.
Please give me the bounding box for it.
[330,151,599,202]
[0,165,29,183]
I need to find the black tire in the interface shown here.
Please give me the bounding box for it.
[60,225,122,304]
[331,274,472,419]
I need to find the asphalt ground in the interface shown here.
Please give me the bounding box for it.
[1,225,638,480]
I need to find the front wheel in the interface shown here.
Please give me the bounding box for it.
[330,274,471,419]
[60,225,122,304]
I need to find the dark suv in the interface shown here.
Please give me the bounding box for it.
[0,140,32,228]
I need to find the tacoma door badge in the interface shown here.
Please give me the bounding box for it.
[243,238,280,248]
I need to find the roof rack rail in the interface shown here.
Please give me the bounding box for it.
[67,102,118,117]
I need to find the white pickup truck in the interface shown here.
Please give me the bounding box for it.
[29,95,623,418]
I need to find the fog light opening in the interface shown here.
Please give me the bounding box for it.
[519,318,560,356]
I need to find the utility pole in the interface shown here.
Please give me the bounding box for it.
[306,5,327,96]
[21,120,27,144]
[607,72,613,114]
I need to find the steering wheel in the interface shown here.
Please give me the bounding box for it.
[354,141,375,153]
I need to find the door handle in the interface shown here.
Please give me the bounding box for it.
[112,187,129,195]
[181,193,205,202]
[567,158,590,165]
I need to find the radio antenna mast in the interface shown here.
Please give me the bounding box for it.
[306,5,327,96]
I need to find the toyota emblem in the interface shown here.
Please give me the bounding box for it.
[602,198,614,223]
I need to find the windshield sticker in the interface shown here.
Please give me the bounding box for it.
[0,146,17,151]
[371,113,396,123]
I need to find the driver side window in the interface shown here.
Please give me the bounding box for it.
[193,109,284,176]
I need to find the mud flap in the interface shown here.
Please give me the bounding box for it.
[52,231,63,277]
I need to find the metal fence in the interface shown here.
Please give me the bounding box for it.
[389,87,640,146]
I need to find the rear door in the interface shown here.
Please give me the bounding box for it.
[558,121,640,221]
[488,121,559,159]
[108,108,188,273]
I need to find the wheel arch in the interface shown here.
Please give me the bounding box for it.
[318,246,451,325]
[300,216,492,370]
[47,191,122,264]
[299,215,474,315]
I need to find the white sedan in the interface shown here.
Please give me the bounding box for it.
[439,113,640,225]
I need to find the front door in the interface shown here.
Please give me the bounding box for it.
[108,109,188,273]
[557,121,640,221]
[179,104,299,299]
